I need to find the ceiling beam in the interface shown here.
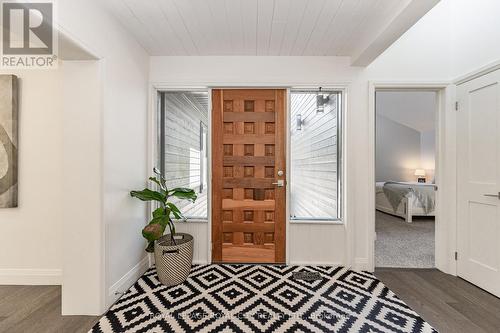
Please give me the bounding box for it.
[351,0,440,67]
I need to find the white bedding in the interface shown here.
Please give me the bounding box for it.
[375,182,435,221]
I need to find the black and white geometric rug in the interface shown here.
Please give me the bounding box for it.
[91,265,437,333]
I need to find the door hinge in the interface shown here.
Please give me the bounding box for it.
[454,251,458,260]
[455,101,459,111]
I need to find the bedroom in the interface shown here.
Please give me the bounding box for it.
[375,90,437,268]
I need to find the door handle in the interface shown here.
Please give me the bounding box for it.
[483,192,500,199]
[272,180,285,187]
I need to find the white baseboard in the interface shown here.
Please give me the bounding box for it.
[107,256,149,307]
[353,258,371,272]
[0,268,62,285]
[289,261,344,267]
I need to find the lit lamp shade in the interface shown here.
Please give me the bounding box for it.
[414,169,426,177]
[415,169,426,183]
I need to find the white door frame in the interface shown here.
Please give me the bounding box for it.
[367,82,457,274]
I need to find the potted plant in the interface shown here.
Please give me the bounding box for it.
[130,168,197,286]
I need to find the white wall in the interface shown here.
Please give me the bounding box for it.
[451,0,500,77]
[421,130,436,180]
[376,115,422,182]
[0,69,63,285]
[61,61,103,314]
[57,0,150,314]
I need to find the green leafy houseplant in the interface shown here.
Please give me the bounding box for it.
[130,168,197,253]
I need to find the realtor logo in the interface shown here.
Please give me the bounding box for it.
[1,1,57,68]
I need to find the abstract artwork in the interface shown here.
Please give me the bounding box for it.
[0,75,18,208]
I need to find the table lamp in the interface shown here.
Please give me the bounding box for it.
[415,169,426,183]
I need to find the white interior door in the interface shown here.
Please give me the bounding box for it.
[457,69,500,297]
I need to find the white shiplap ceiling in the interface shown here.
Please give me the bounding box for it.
[102,0,439,65]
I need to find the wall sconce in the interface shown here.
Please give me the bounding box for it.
[296,114,304,130]
[316,87,330,113]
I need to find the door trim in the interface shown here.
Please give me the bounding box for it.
[368,81,456,274]
[454,59,500,85]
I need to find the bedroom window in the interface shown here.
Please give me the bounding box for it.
[290,90,342,222]
[158,91,209,221]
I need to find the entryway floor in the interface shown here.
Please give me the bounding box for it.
[375,210,435,268]
[0,285,99,332]
[375,268,500,333]
[2,267,500,332]
[90,264,434,332]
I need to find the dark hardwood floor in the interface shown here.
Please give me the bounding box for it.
[1,269,499,332]
[375,268,500,333]
[0,285,98,333]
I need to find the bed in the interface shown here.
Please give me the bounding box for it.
[376,181,436,223]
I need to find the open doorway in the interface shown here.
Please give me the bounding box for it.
[375,90,437,268]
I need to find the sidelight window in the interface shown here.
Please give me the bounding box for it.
[157,91,209,220]
[290,90,342,221]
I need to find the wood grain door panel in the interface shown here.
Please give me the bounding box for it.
[212,89,286,263]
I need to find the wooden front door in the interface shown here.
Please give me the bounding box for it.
[212,89,286,263]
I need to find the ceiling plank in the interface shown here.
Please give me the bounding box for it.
[322,0,362,56]
[149,0,189,55]
[256,0,275,55]
[225,0,245,56]
[290,0,325,55]
[279,0,308,55]
[107,0,155,52]
[208,0,233,55]
[302,0,342,56]
[240,0,258,55]
[268,0,290,55]
[118,0,175,55]
[173,0,212,55]
[190,0,219,54]
[157,0,199,55]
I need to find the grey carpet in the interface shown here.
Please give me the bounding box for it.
[375,211,435,268]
